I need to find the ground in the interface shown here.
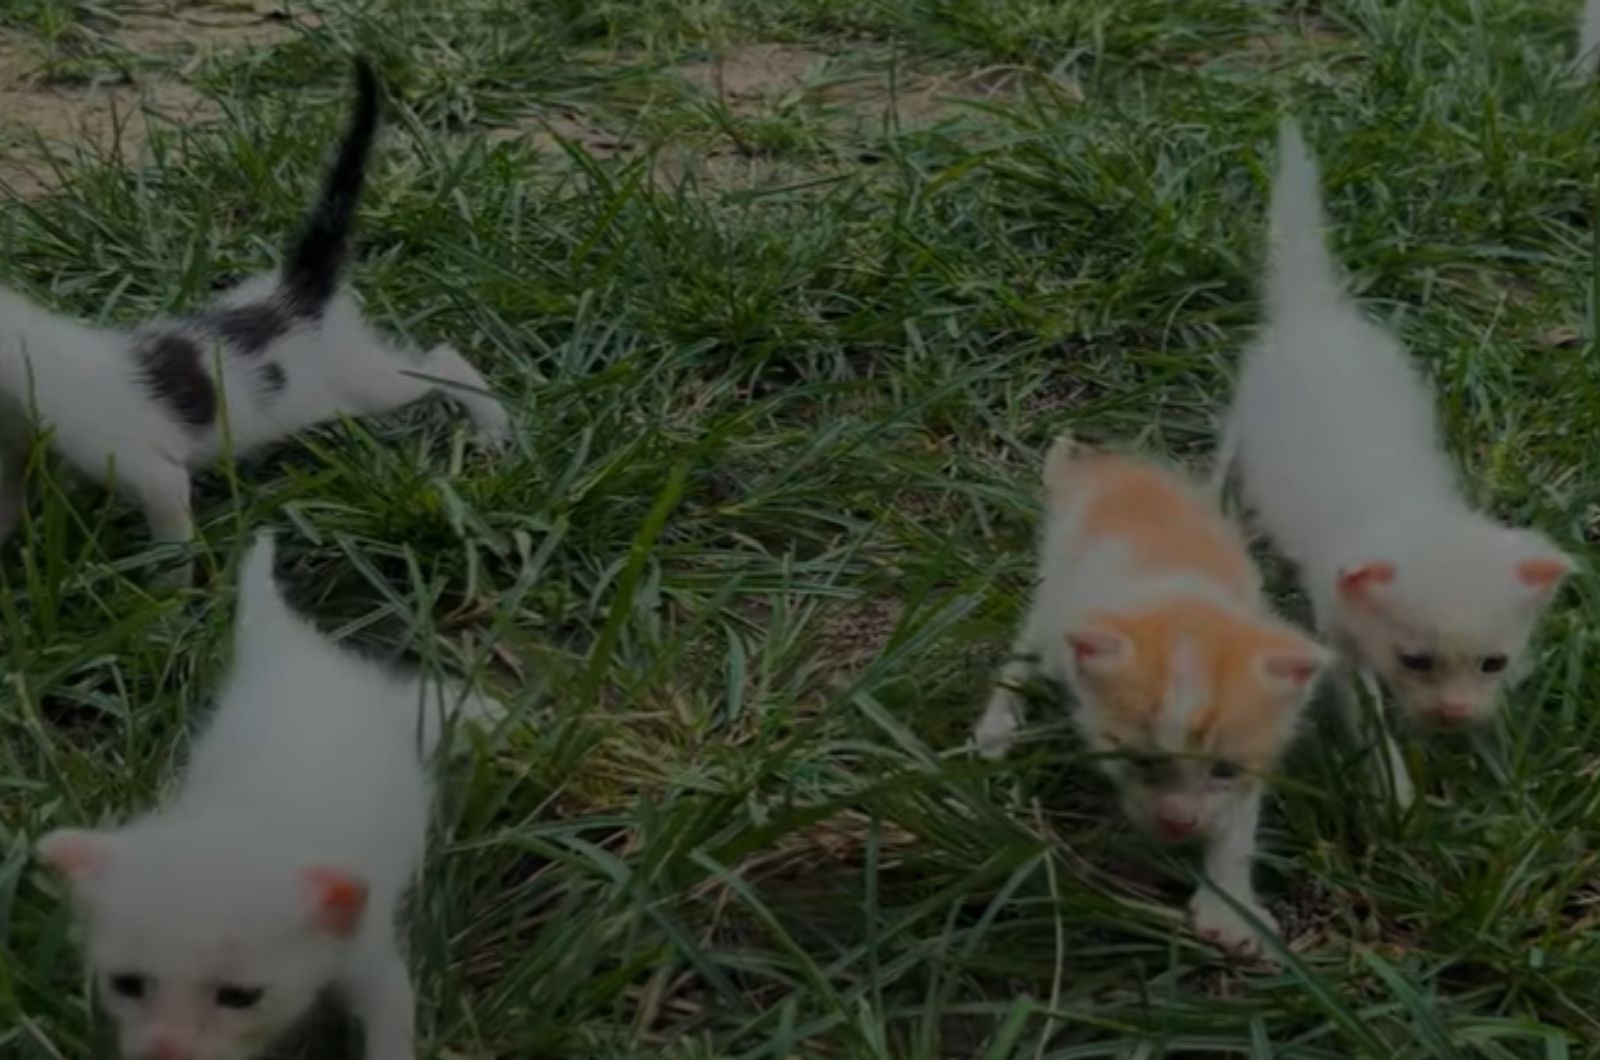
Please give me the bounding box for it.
[1,0,1598,1057]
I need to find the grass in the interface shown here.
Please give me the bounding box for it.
[1,0,1599,1056]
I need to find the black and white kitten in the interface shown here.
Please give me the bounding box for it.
[0,62,509,571]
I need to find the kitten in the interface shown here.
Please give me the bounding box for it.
[975,436,1329,957]
[1216,123,1571,806]
[0,62,510,575]
[37,535,499,1060]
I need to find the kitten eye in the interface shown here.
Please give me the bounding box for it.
[1209,760,1243,781]
[215,984,264,1010]
[1125,752,1170,781]
[1397,652,1435,674]
[108,973,148,1001]
[1480,654,1508,674]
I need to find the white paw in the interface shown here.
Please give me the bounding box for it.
[1389,764,1415,810]
[424,344,512,451]
[1381,733,1415,810]
[472,407,513,452]
[1189,889,1278,961]
[461,690,509,726]
[973,695,1020,760]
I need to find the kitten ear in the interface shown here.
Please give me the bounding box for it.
[1066,627,1132,672]
[303,867,369,938]
[37,829,113,882]
[1337,561,1395,603]
[1256,641,1333,691]
[1513,545,1572,599]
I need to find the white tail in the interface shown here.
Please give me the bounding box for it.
[1580,0,1600,72]
[236,533,300,639]
[1042,430,1080,485]
[1265,121,1344,321]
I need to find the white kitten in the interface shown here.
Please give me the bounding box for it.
[37,534,499,1060]
[1218,122,1571,803]
[0,63,510,574]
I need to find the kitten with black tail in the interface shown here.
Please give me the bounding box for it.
[0,61,509,577]
[37,534,502,1060]
[1215,123,1572,807]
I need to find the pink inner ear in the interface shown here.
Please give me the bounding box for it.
[37,830,108,881]
[1263,653,1322,686]
[304,867,369,938]
[1067,629,1123,662]
[1516,556,1570,592]
[1337,561,1396,599]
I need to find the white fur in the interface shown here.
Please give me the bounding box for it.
[1157,635,1209,748]
[1219,123,1570,801]
[37,535,499,1060]
[198,277,510,460]
[1580,0,1600,72]
[1187,793,1277,957]
[0,277,509,573]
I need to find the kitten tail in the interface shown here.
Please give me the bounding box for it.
[1042,430,1080,483]
[280,59,381,316]
[1580,0,1600,73]
[1265,120,1342,323]
[237,533,295,637]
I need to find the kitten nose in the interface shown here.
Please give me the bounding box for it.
[1154,808,1199,838]
[1431,700,1473,724]
[146,1037,192,1060]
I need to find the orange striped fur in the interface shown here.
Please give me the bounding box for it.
[1048,452,1254,599]
[1047,440,1326,772]
[1080,601,1323,768]
[975,436,1330,956]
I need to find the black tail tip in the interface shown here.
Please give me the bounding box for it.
[352,57,378,97]
[350,57,379,116]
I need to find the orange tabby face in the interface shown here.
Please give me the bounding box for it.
[1063,599,1328,842]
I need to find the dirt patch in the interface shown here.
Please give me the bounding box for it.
[0,73,217,198]
[1219,10,1357,74]
[651,146,839,194]
[0,86,216,200]
[814,594,904,683]
[104,0,311,57]
[678,45,1046,133]
[485,109,844,195]
[0,2,312,199]
[677,44,833,103]
[476,44,1055,194]
[829,65,1047,133]
[485,108,631,159]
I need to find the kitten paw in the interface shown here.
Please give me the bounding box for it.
[1389,767,1415,811]
[1380,732,1415,810]
[472,412,513,453]
[1189,890,1278,962]
[461,690,509,727]
[973,696,1020,760]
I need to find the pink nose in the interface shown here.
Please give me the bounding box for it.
[147,1038,192,1060]
[1155,812,1199,838]
[1430,701,1473,724]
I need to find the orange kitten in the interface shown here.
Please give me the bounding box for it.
[975,435,1329,956]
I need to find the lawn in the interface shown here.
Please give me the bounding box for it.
[2,0,1598,1057]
